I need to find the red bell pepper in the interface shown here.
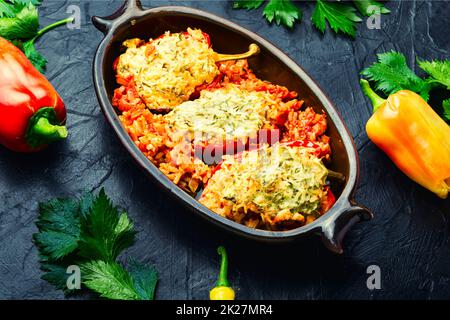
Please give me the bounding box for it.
[0,37,67,152]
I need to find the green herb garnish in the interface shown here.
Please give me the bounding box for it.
[33,189,158,300]
[0,0,73,72]
[361,51,432,100]
[82,259,157,300]
[312,0,362,38]
[443,99,450,122]
[232,0,390,37]
[361,51,450,122]
[353,0,390,17]
[418,59,450,90]
[263,0,302,29]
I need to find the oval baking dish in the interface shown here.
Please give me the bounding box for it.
[92,0,372,253]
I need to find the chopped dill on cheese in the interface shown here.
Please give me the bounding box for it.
[116,28,219,111]
[164,85,273,144]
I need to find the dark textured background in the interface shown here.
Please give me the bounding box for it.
[0,0,449,300]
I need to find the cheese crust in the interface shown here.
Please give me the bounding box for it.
[116,28,219,111]
[164,84,274,144]
[200,143,329,229]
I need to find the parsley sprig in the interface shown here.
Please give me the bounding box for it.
[233,0,390,37]
[361,51,450,122]
[443,99,450,121]
[33,189,158,300]
[417,59,450,90]
[0,0,73,72]
[312,0,362,37]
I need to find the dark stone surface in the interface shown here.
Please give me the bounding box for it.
[0,0,449,300]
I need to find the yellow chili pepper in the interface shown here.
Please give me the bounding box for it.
[360,79,450,199]
[210,246,235,300]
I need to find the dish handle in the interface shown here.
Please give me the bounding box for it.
[92,0,143,34]
[320,202,372,254]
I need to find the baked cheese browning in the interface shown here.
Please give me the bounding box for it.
[116,28,220,111]
[199,143,329,229]
[164,84,275,145]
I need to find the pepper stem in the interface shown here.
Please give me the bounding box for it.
[359,79,386,112]
[216,44,260,62]
[26,107,67,148]
[327,169,346,182]
[31,117,68,140]
[33,17,75,42]
[216,246,230,287]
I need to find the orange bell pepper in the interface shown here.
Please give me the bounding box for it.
[360,79,450,199]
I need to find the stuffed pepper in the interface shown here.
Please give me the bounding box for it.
[200,142,336,229]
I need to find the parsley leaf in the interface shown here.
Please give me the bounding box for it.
[233,0,392,37]
[78,189,136,262]
[33,197,82,291]
[361,51,432,100]
[418,59,450,90]
[32,193,95,293]
[34,189,158,300]
[353,0,390,17]
[0,3,39,39]
[0,1,17,18]
[263,0,302,28]
[361,51,450,124]
[22,39,46,72]
[128,258,158,300]
[233,0,265,10]
[34,230,79,261]
[443,99,450,121]
[40,262,73,292]
[79,192,95,218]
[312,0,362,38]
[12,0,41,5]
[81,260,140,300]
[0,0,40,18]
[81,259,158,300]
[35,198,80,234]
[33,198,80,260]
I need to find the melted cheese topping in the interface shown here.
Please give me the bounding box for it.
[200,144,328,221]
[117,28,219,110]
[164,85,272,144]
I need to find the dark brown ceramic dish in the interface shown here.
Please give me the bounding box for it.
[92,0,372,253]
